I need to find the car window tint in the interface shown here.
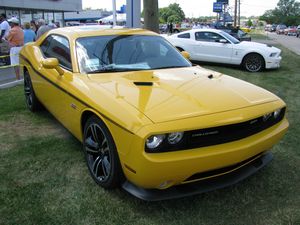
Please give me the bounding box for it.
[76,35,191,73]
[40,36,53,54]
[178,33,190,39]
[195,32,223,42]
[40,35,72,70]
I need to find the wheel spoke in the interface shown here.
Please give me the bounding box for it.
[91,124,101,144]
[102,156,111,178]
[85,136,99,150]
[92,156,102,176]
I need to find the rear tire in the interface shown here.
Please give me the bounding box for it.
[24,71,42,112]
[83,115,123,189]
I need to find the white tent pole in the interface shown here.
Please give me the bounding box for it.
[112,0,117,26]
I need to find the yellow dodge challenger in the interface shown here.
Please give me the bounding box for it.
[20,26,289,201]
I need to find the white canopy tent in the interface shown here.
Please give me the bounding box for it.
[97,13,126,24]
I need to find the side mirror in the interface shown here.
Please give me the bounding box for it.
[219,39,228,44]
[42,58,64,75]
[181,51,190,60]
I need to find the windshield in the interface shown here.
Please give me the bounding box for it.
[219,31,240,44]
[76,35,191,73]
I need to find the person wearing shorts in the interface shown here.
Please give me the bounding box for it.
[7,17,24,80]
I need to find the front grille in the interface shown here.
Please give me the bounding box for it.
[186,107,285,149]
[183,153,264,183]
[146,107,285,153]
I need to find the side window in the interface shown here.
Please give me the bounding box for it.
[178,33,190,39]
[195,32,224,42]
[40,35,72,70]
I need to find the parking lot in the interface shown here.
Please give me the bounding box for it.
[267,32,300,55]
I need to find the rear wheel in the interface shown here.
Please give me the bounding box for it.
[242,53,265,72]
[83,116,123,189]
[24,71,42,112]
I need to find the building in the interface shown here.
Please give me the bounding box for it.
[0,0,82,26]
[64,10,112,24]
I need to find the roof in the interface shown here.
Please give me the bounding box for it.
[47,26,157,40]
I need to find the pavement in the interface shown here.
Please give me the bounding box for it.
[0,66,24,89]
[263,32,300,55]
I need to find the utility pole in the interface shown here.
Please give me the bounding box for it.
[143,0,159,33]
[234,0,237,27]
[238,0,240,27]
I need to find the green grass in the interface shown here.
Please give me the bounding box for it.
[1,46,300,225]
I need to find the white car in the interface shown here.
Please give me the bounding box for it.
[166,29,282,72]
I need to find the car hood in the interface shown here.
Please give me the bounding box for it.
[236,41,280,53]
[88,66,279,123]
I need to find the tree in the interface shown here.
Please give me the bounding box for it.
[159,3,185,23]
[260,0,300,25]
[247,19,253,27]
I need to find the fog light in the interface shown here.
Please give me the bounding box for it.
[167,132,184,144]
[158,180,174,189]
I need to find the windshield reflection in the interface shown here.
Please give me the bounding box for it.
[76,35,191,73]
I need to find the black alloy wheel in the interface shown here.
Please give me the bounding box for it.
[243,53,265,72]
[24,71,41,112]
[83,116,123,189]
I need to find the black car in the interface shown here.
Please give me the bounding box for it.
[216,27,251,41]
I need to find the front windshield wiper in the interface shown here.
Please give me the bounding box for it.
[153,65,188,70]
[87,64,147,73]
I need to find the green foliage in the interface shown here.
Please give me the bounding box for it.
[159,3,185,23]
[260,0,300,25]
[247,19,253,27]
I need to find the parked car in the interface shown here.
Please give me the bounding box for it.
[166,29,282,72]
[284,26,297,36]
[276,24,287,34]
[296,25,300,38]
[215,27,251,41]
[20,26,288,201]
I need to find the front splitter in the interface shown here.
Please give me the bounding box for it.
[122,152,273,201]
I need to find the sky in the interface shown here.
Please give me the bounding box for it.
[82,0,280,17]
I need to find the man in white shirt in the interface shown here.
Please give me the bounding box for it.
[0,14,11,41]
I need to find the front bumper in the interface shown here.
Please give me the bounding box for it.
[122,152,273,201]
[265,56,281,69]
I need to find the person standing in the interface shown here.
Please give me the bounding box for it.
[30,20,38,34]
[23,22,36,44]
[0,13,11,41]
[6,17,24,80]
[36,19,52,40]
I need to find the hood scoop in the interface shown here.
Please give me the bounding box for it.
[134,81,153,86]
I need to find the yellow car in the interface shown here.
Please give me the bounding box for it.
[241,27,251,33]
[20,26,288,201]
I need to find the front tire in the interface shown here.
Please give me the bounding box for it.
[24,71,42,112]
[83,116,123,189]
[242,53,265,72]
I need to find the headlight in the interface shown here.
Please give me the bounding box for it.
[269,52,277,57]
[146,134,165,149]
[273,108,281,119]
[167,132,184,144]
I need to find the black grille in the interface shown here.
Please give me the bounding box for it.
[186,107,285,149]
[184,153,264,182]
[145,107,285,153]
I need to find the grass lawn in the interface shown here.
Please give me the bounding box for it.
[1,45,300,225]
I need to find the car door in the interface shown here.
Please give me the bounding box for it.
[38,34,82,134]
[193,31,233,63]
